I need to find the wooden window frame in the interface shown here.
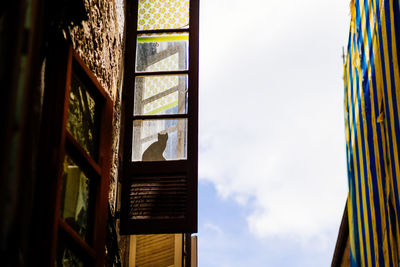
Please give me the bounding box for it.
[32,40,113,266]
[120,0,199,235]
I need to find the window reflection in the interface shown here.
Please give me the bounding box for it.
[136,33,188,72]
[67,72,100,160]
[134,75,188,115]
[60,154,93,242]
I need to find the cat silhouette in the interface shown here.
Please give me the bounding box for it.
[141,132,168,161]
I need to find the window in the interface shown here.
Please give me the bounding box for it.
[120,0,199,234]
[33,42,113,266]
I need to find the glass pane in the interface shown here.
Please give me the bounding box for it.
[134,75,188,115]
[136,33,188,72]
[60,154,93,242]
[67,72,100,160]
[132,119,187,161]
[137,0,189,30]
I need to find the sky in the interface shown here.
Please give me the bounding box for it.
[197,0,351,266]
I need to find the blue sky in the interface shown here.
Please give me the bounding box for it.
[198,181,340,266]
[197,0,350,266]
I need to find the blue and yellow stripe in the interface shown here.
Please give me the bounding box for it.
[344,0,400,265]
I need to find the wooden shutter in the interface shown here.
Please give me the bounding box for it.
[120,0,199,235]
[122,161,197,234]
[129,234,183,267]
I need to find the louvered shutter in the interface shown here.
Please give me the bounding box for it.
[129,234,182,267]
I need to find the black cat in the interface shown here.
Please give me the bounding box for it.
[141,132,168,161]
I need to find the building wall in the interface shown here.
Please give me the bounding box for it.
[64,0,131,265]
[2,0,197,265]
[332,204,350,267]
[340,238,351,267]
[66,0,124,213]
[1,0,127,265]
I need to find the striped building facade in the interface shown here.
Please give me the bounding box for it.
[344,0,400,265]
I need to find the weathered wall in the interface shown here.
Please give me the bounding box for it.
[66,1,131,264]
[67,0,125,212]
[1,0,127,265]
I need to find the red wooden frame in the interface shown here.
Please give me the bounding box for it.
[31,40,113,266]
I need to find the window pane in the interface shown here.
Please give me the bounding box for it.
[132,119,187,161]
[60,154,94,242]
[67,72,101,160]
[134,75,188,115]
[136,33,188,72]
[137,0,189,30]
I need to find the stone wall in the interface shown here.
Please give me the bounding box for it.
[67,0,125,213]
[65,2,130,264]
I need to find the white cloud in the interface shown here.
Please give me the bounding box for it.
[199,0,350,246]
[203,222,224,236]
